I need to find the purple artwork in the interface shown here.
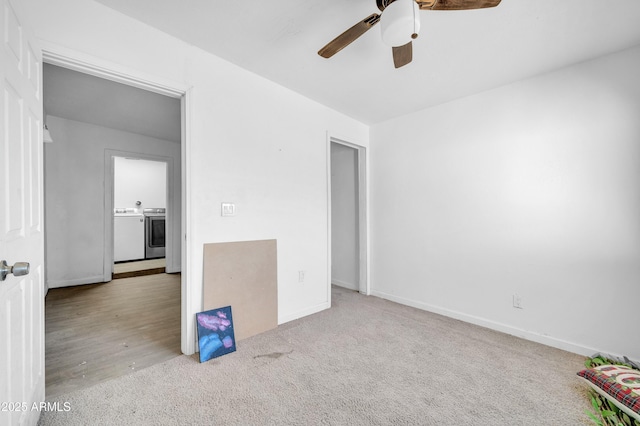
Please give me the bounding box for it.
[196,306,236,362]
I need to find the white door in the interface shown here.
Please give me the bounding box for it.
[0,0,46,424]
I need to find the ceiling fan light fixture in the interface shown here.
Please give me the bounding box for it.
[381,0,420,47]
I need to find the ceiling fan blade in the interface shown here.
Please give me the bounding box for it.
[392,41,412,68]
[318,13,381,58]
[416,0,501,10]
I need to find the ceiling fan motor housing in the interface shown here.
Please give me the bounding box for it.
[381,0,421,47]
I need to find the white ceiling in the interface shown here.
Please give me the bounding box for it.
[43,63,182,143]
[62,0,639,127]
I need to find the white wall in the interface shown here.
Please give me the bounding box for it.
[331,143,359,290]
[371,46,640,361]
[44,117,181,287]
[32,0,636,362]
[26,0,369,354]
[114,157,167,210]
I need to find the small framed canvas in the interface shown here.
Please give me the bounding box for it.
[196,306,236,363]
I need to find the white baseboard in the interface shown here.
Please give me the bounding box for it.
[47,275,105,289]
[279,301,330,325]
[165,265,181,274]
[331,279,358,291]
[371,290,612,359]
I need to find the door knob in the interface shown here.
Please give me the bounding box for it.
[0,260,30,281]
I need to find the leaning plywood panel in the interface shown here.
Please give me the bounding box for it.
[203,240,277,341]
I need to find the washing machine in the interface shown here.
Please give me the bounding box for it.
[114,209,145,262]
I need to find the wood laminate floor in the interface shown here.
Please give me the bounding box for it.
[45,273,181,398]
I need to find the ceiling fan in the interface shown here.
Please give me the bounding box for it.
[318,0,501,68]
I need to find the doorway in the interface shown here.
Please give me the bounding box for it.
[42,58,186,395]
[329,138,369,296]
[43,63,182,286]
[112,156,169,278]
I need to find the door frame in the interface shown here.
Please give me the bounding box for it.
[41,45,193,354]
[327,134,370,300]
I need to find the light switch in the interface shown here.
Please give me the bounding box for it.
[221,202,236,217]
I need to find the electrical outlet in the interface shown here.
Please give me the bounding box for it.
[512,294,523,309]
[298,271,305,283]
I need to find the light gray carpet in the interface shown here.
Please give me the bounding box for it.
[39,286,592,425]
